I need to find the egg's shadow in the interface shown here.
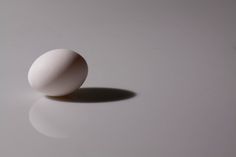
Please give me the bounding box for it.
[47,87,136,103]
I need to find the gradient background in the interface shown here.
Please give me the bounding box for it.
[1,0,236,157]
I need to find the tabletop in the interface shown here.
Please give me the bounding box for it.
[1,0,236,157]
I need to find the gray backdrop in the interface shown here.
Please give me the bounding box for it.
[1,0,236,157]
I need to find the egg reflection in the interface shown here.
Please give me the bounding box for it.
[29,97,84,139]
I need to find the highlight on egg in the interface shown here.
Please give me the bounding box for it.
[28,49,88,96]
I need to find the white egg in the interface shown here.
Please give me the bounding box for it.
[28,49,88,96]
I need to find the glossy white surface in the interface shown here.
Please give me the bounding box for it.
[28,49,88,96]
[1,0,236,157]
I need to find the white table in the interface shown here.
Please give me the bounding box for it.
[1,0,236,157]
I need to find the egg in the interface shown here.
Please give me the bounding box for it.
[28,49,88,96]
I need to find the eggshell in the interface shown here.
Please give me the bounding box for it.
[28,49,88,96]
